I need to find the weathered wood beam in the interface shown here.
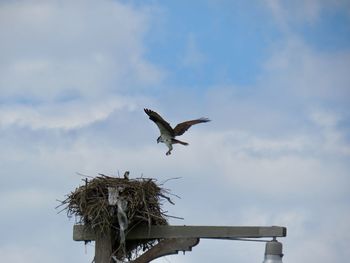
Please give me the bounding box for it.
[73,225,286,241]
[127,225,286,240]
[94,229,113,263]
[131,238,200,263]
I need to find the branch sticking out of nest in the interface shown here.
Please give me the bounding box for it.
[57,173,178,261]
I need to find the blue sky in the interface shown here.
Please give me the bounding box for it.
[0,1,350,262]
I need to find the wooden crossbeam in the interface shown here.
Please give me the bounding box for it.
[131,238,200,263]
[73,225,286,263]
[73,225,286,241]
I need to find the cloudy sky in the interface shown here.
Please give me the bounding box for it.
[1,0,350,262]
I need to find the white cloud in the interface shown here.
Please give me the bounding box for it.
[0,95,148,129]
[0,242,94,263]
[172,130,349,201]
[0,188,56,214]
[1,111,349,263]
[182,34,206,68]
[0,0,163,130]
[309,109,341,128]
[308,108,350,155]
[0,0,163,100]
[265,0,350,28]
[0,246,53,263]
[262,37,350,102]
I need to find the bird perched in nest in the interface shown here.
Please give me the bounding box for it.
[144,108,210,155]
[123,171,129,180]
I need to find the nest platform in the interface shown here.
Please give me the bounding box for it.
[58,174,175,261]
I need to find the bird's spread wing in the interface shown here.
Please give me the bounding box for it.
[173,118,210,136]
[144,108,174,136]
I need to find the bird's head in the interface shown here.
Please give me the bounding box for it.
[157,136,162,143]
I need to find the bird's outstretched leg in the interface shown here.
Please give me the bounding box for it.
[165,143,173,156]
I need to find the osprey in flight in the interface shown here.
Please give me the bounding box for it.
[144,108,210,155]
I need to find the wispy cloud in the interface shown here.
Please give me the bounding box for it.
[0,95,147,129]
[265,0,350,28]
[0,0,163,101]
[182,34,206,68]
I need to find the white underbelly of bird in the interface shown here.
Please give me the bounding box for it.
[159,134,189,155]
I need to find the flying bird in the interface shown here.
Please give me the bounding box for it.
[144,108,210,155]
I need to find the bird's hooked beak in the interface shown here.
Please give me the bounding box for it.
[157,136,161,143]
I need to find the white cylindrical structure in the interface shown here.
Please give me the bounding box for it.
[262,239,283,263]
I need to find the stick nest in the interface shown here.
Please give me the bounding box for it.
[58,173,176,261]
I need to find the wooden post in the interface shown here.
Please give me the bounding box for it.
[94,229,113,263]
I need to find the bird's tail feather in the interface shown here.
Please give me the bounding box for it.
[172,138,189,145]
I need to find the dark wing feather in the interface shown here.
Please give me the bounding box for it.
[173,117,210,136]
[144,108,174,136]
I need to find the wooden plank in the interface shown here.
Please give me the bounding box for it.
[132,238,200,263]
[94,229,113,263]
[73,225,286,241]
[73,225,95,241]
[127,226,286,240]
